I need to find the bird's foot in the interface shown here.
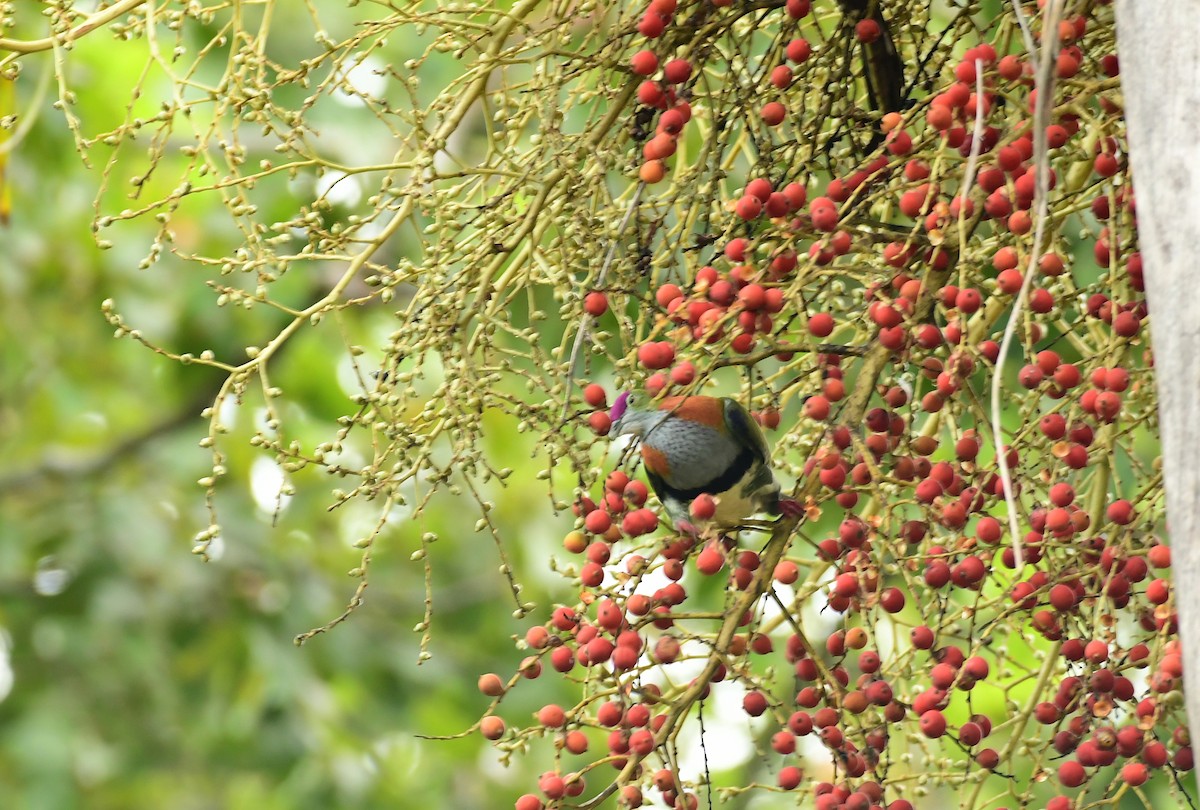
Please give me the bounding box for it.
[674,518,701,538]
[778,498,804,518]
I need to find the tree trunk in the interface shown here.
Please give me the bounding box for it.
[1116,0,1200,734]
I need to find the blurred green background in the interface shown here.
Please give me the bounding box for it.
[0,4,583,809]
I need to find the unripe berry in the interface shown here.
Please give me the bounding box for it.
[639,159,666,184]
[538,704,566,728]
[479,673,505,696]
[481,715,506,739]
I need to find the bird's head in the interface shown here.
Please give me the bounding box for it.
[609,390,641,437]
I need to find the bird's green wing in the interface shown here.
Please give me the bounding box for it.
[721,397,770,464]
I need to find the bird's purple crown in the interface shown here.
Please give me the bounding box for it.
[609,390,631,423]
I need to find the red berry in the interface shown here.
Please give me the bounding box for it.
[585,509,611,534]
[1122,762,1148,786]
[515,794,544,810]
[584,291,609,316]
[723,238,748,261]
[1058,761,1086,787]
[630,50,658,76]
[911,625,935,649]
[880,587,905,613]
[920,709,947,737]
[538,704,567,728]
[1049,583,1077,611]
[696,545,724,575]
[778,765,802,790]
[481,715,506,739]
[636,11,666,37]
[808,312,835,337]
[735,195,763,220]
[810,202,839,231]
[742,690,768,717]
[774,560,799,584]
[996,268,1023,294]
[588,411,611,435]
[955,288,982,313]
[583,384,607,408]
[637,341,675,370]
[628,728,655,755]
[1084,640,1109,664]
[636,80,664,107]
[479,672,506,696]
[855,18,881,42]
[657,111,686,136]
[976,516,1002,544]
[1149,544,1172,568]
[690,493,716,520]
[744,178,773,202]
[785,38,812,63]
[785,0,811,17]
[804,395,831,420]
[564,730,588,754]
[662,58,691,84]
[761,101,786,126]
[670,362,695,385]
[1107,499,1135,525]
[639,159,666,184]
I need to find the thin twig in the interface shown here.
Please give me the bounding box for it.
[991,0,1064,571]
[0,0,148,58]
[957,59,987,233]
[1010,0,1039,74]
[956,57,987,290]
[561,181,645,421]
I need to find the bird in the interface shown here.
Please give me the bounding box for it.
[608,391,802,531]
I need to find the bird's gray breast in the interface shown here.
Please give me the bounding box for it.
[645,419,741,491]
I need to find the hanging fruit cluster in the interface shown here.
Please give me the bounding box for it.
[476,1,1183,808]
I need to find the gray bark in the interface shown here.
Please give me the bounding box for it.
[1116,1,1200,734]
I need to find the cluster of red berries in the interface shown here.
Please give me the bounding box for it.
[628,0,696,186]
[480,1,1181,808]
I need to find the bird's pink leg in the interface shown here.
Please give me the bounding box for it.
[674,518,701,538]
[778,498,804,518]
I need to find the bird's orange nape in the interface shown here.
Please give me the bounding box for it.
[658,395,726,430]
